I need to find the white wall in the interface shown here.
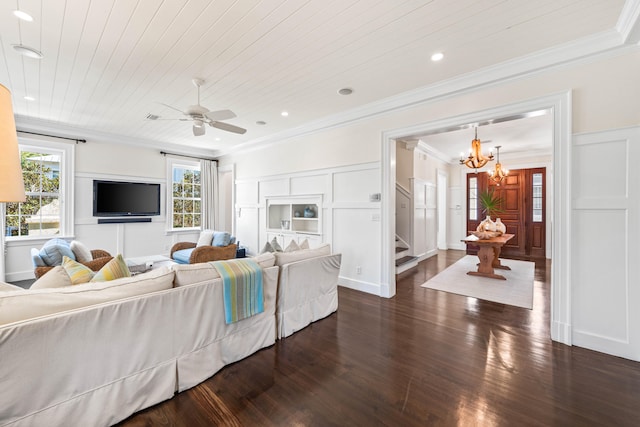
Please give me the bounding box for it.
[234,162,382,295]
[219,49,640,360]
[571,126,640,361]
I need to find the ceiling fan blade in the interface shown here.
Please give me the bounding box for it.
[210,121,247,135]
[158,102,187,115]
[204,109,236,121]
[193,124,205,136]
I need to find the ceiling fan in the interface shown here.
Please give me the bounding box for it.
[153,78,246,136]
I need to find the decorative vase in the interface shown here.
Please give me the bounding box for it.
[495,218,506,234]
[303,206,316,218]
[476,215,496,232]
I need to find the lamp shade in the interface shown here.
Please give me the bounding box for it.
[0,84,25,202]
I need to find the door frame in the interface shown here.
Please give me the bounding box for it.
[381,91,572,345]
[437,169,448,250]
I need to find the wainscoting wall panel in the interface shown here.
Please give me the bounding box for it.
[235,162,382,295]
[571,127,640,361]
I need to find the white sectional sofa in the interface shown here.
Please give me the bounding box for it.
[0,247,342,427]
[272,244,342,338]
[0,257,278,427]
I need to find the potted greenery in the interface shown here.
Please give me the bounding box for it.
[477,189,506,234]
[478,189,504,218]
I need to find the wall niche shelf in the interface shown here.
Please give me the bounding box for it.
[266,196,323,248]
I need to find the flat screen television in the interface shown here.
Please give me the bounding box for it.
[93,180,161,217]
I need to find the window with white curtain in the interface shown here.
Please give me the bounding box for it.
[167,158,201,230]
[5,139,73,239]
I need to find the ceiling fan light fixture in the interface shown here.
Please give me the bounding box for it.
[12,44,43,59]
[193,119,204,128]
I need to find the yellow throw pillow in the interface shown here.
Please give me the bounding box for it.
[91,254,131,282]
[62,256,95,285]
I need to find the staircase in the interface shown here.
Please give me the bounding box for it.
[395,237,418,274]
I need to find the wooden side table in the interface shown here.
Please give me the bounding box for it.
[462,234,514,280]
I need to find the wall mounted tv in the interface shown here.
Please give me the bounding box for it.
[93,180,161,217]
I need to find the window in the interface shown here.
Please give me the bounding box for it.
[468,176,478,221]
[532,172,543,222]
[5,140,73,239]
[169,160,201,229]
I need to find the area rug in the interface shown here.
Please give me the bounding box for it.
[421,255,534,309]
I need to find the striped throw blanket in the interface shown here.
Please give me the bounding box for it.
[211,258,264,324]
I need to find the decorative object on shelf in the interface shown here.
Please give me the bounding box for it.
[460,127,494,170]
[280,219,290,230]
[294,210,301,217]
[488,145,509,185]
[495,218,506,234]
[303,205,316,218]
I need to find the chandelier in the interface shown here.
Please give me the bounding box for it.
[488,145,508,185]
[459,127,494,170]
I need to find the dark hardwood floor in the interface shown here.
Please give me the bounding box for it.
[118,250,640,426]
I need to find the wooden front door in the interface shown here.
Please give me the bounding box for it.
[466,168,546,258]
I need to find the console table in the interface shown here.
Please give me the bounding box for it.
[462,234,514,280]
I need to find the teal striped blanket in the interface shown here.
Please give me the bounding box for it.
[211,258,264,324]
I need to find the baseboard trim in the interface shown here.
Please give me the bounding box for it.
[339,276,381,296]
[6,270,35,283]
[551,321,572,345]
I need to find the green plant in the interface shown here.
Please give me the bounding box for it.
[478,189,504,218]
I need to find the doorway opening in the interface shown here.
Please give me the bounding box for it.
[381,92,572,345]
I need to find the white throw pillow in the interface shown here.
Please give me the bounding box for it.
[30,266,72,289]
[274,243,331,267]
[299,238,310,249]
[284,240,300,252]
[270,237,283,252]
[196,229,215,247]
[260,241,274,254]
[70,240,93,263]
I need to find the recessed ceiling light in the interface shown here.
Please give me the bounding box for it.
[12,44,43,59]
[215,138,221,141]
[281,111,289,117]
[256,120,266,125]
[24,96,35,101]
[13,10,33,22]
[431,52,444,62]
[338,87,353,96]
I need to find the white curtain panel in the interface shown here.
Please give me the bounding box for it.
[201,159,218,230]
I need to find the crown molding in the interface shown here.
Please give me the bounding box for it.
[14,115,217,159]
[218,28,632,159]
[416,141,452,164]
[617,0,640,44]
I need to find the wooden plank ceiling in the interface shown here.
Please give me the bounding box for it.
[0,0,627,155]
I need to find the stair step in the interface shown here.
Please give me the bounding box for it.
[395,255,419,274]
[395,255,417,268]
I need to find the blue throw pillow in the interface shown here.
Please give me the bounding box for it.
[212,232,231,247]
[39,238,75,266]
[31,248,46,267]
